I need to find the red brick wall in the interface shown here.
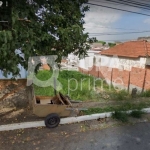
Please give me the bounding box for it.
[82,68,89,75]
[144,69,150,90]
[78,67,83,73]
[99,66,112,81]
[112,68,130,88]
[88,65,99,77]
[79,65,150,91]
[130,67,146,88]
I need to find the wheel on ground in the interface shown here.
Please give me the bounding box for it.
[45,113,60,128]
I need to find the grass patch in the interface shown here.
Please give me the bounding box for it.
[83,102,150,115]
[112,111,128,122]
[139,90,150,97]
[33,70,107,101]
[33,70,150,101]
[130,110,145,118]
[110,90,130,101]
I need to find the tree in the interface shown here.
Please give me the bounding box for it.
[97,41,106,46]
[108,42,116,47]
[0,0,96,77]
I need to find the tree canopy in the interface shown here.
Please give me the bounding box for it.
[108,42,116,47]
[0,0,96,77]
[97,41,106,46]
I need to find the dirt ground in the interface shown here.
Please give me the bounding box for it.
[0,96,150,126]
[1,79,150,125]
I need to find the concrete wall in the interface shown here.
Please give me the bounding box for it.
[79,54,146,72]
[100,55,146,71]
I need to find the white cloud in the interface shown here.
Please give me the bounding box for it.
[144,19,150,25]
[83,1,142,42]
[83,5,123,42]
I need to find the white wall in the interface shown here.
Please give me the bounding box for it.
[79,51,94,69]
[79,52,147,71]
[99,55,146,71]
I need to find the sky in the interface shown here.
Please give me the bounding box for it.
[83,0,150,43]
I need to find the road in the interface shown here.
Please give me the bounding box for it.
[0,121,150,150]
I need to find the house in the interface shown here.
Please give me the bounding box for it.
[99,40,150,92]
[78,40,150,92]
[78,42,109,71]
[100,40,150,71]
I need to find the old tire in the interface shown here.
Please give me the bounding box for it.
[45,113,60,128]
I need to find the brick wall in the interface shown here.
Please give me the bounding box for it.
[130,67,146,89]
[99,66,112,81]
[78,67,83,73]
[112,68,130,88]
[79,66,150,91]
[89,65,99,77]
[82,68,89,75]
[144,69,150,90]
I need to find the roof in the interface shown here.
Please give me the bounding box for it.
[100,40,150,58]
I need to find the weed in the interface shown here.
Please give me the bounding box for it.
[34,70,100,100]
[112,111,128,122]
[130,110,145,118]
[140,90,150,97]
[110,90,130,101]
[33,70,150,101]
[83,102,150,115]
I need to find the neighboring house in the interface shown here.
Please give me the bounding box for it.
[138,37,150,42]
[79,43,110,70]
[79,50,101,70]
[99,40,150,92]
[78,40,150,92]
[91,43,110,51]
[100,40,150,71]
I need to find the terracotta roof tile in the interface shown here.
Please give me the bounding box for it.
[100,40,150,58]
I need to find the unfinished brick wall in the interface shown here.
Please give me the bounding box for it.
[112,68,130,88]
[130,67,146,89]
[99,66,112,82]
[78,67,83,73]
[79,65,150,91]
[88,65,99,77]
[82,68,89,75]
[144,69,150,90]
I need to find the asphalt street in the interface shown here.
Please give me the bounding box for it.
[0,122,150,150]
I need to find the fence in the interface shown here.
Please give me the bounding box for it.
[79,65,150,92]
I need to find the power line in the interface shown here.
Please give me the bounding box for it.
[106,0,150,10]
[112,0,150,8]
[84,25,141,31]
[88,30,150,35]
[89,30,150,34]
[87,2,150,16]
[96,0,150,8]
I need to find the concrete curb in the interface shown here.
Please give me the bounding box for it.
[0,108,150,132]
